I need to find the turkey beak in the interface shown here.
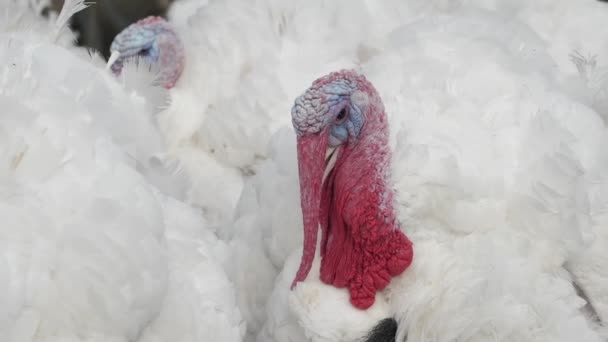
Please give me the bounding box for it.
[291,130,331,289]
[106,51,121,71]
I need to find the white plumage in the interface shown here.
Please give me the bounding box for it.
[0,2,244,341]
[198,1,608,341]
[2,0,608,341]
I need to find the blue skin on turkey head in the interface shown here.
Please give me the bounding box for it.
[108,16,185,89]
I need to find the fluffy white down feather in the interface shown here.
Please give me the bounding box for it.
[0,4,244,341]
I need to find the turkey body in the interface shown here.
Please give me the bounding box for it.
[0,2,244,341]
[206,2,608,342]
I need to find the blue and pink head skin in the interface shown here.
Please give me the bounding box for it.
[290,70,414,310]
[108,16,185,89]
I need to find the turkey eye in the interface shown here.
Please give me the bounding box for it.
[138,48,151,57]
[335,107,347,123]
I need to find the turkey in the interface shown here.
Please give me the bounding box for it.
[285,68,608,342]
[0,1,244,341]
[108,15,185,89]
[222,3,608,342]
[106,0,261,224]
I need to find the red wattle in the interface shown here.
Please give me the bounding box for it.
[318,141,413,309]
[319,188,413,309]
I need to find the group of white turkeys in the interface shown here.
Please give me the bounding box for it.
[1,0,608,341]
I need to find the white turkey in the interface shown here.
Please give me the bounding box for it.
[218,2,608,342]
[0,1,244,341]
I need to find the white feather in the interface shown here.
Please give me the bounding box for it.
[52,0,88,42]
[0,18,244,341]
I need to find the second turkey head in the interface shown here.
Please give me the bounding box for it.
[108,16,185,89]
